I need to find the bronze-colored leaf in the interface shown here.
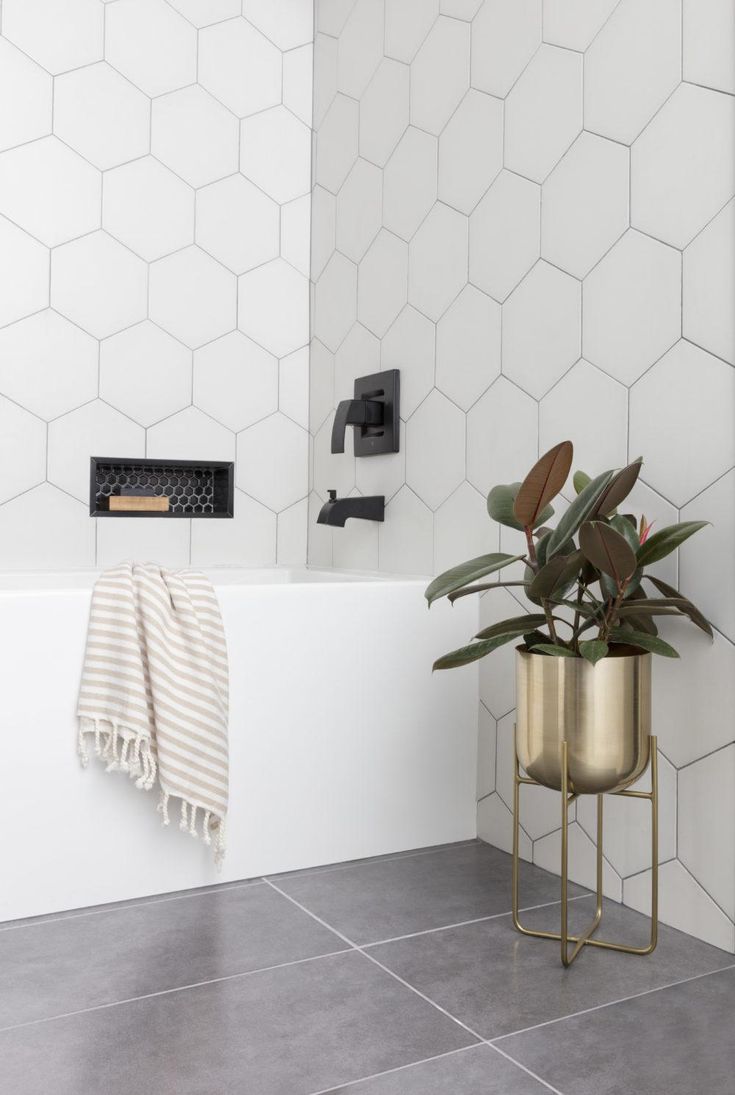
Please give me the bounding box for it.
[594,458,643,516]
[513,441,573,529]
[528,555,568,602]
[579,520,637,586]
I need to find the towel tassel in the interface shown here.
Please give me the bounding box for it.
[189,805,198,838]
[157,791,170,826]
[179,799,188,831]
[202,812,211,846]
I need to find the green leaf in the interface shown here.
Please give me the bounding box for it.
[547,596,602,619]
[594,458,643,516]
[579,639,608,665]
[645,576,713,638]
[636,521,710,567]
[425,553,524,606]
[610,513,640,553]
[608,628,679,658]
[532,643,578,657]
[573,470,591,495]
[514,441,573,529]
[579,520,637,584]
[487,483,553,531]
[475,613,548,640]
[523,629,548,650]
[447,580,528,605]
[433,632,521,671]
[528,550,583,603]
[546,468,614,558]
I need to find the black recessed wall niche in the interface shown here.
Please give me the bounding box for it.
[90,458,234,518]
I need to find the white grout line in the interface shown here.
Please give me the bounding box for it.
[489,1042,565,1095]
[491,962,735,1044]
[304,1044,481,1095]
[0,948,354,1036]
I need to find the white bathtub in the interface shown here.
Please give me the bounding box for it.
[0,567,479,921]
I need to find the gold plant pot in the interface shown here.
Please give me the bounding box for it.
[515,645,652,795]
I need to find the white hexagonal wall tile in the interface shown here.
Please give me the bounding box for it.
[311,187,336,282]
[106,0,196,97]
[147,406,234,462]
[585,0,681,145]
[0,396,45,505]
[383,128,438,243]
[497,713,560,839]
[680,469,734,643]
[441,0,483,16]
[283,44,314,128]
[197,176,279,275]
[478,588,526,718]
[103,158,194,263]
[48,400,144,503]
[469,170,540,302]
[406,389,465,510]
[332,490,381,571]
[166,0,240,27]
[281,195,311,278]
[467,376,537,494]
[625,860,735,954]
[410,17,470,136]
[476,702,497,803]
[471,0,541,98]
[543,0,619,51]
[193,332,278,432]
[191,489,276,567]
[0,311,96,421]
[309,338,335,433]
[378,485,434,575]
[0,483,94,570]
[502,260,580,398]
[237,413,308,511]
[51,231,145,339]
[539,360,627,473]
[54,63,149,171]
[505,45,582,184]
[436,285,501,411]
[630,341,735,508]
[356,423,406,504]
[3,0,102,75]
[241,106,311,204]
[542,132,629,278]
[313,417,356,499]
[334,323,380,403]
[679,746,735,919]
[100,322,191,428]
[409,203,468,322]
[150,246,236,350]
[152,86,239,189]
[279,346,309,429]
[360,60,410,169]
[336,160,382,262]
[358,230,409,339]
[316,95,359,193]
[307,489,333,566]
[243,0,314,50]
[534,822,623,901]
[313,33,338,130]
[199,18,281,118]
[0,215,48,329]
[385,0,438,63]
[238,259,309,358]
[631,84,735,249]
[624,478,678,586]
[583,230,681,385]
[478,793,532,861]
[438,90,503,216]
[0,138,99,248]
[317,0,357,37]
[381,306,435,419]
[683,199,735,365]
[338,0,385,99]
[314,253,358,352]
[96,517,192,571]
[279,497,308,566]
[683,0,735,95]
[0,39,51,153]
[435,481,498,578]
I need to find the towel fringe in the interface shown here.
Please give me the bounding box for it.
[179,799,188,831]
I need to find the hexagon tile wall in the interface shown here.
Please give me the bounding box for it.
[0,0,313,571]
[309,0,735,952]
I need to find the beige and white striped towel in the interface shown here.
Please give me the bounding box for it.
[77,562,229,863]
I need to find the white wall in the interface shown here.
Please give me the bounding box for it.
[0,0,314,570]
[309,0,735,952]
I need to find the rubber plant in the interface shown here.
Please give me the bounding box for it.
[426,441,712,670]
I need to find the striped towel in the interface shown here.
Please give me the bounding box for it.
[77,563,229,864]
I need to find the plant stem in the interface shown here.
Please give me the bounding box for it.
[524,527,538,571]
[542,598,559,644]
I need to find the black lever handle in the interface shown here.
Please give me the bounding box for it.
[331,398,384,453]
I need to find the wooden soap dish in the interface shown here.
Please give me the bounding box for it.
[109,495,170,513]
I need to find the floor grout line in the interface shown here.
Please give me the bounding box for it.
[303,1044,481,1095]
[489,1043,565,1094]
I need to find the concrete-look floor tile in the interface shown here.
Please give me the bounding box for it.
[367,899,734,1039]
[269,843,585,945]
[500,966,735,1095]
[0,883,342,1028]
[323,1044,549,1093]
[0,952,477,1095]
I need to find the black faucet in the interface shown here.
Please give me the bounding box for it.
[317,490,385,526]
[331,397,384,453]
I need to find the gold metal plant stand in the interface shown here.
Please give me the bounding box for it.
[511,735,659,968]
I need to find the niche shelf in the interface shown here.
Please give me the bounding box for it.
[90,457,234,518]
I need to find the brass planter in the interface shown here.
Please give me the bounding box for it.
[515,646,651,795]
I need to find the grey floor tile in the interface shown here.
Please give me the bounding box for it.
[367,898,735,1039]
[269,842,585,944]
[0,951,477,1095]
[0,883,343,1028]
[322,1044,549,1093]
[500,966,735,1095]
